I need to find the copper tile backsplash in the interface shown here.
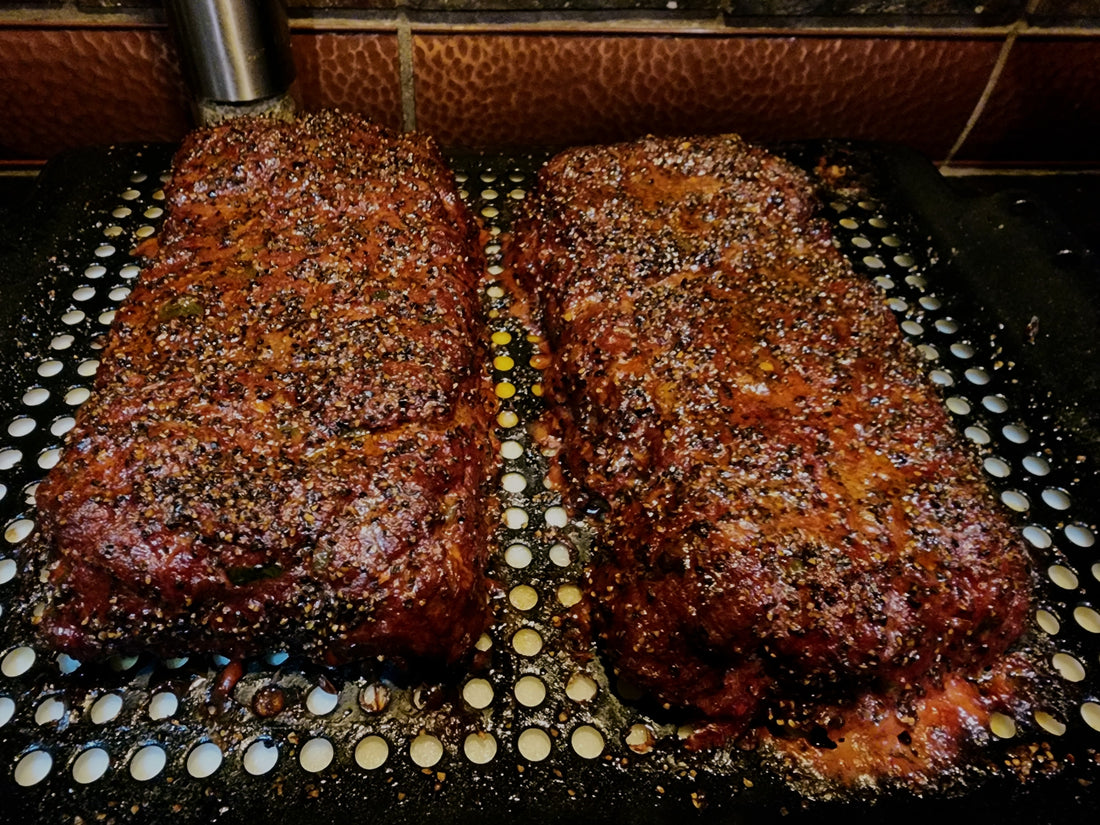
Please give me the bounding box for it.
[0,7,1097,166]
[0,27,191,158]
[955,36,1100,166]
[291,32,404,131]
[413,34,999,157]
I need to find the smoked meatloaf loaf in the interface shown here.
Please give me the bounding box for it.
[27,111,494,665]
[510,135,1033,732]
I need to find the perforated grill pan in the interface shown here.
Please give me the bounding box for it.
[0,141,1097,825]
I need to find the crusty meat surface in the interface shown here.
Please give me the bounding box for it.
[29,111,493,665]
[511,134,1032,732]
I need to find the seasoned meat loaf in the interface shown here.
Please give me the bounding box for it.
[510,134,1032,732]
[28,111,493,665]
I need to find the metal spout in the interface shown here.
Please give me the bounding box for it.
[167,0,296,106]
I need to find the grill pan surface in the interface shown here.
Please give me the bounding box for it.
[0,141,1097,824]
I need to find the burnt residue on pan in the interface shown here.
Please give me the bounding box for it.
[0,142,1096,824]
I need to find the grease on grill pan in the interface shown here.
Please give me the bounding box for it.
[0,144,1095,822]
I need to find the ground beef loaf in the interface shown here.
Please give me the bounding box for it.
[28,111,494,665]
[510,134,1032,732]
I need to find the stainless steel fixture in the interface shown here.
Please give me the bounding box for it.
[166,0,296,122]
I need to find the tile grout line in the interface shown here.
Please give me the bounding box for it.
[943,0,1041,167]
[397,13,417,132]
[942,33,1016,166]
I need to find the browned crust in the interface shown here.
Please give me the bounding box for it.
[509,134,1031,731]
[31,111,494,666]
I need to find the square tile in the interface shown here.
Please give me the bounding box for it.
[413,33,1001,159]
[0,28,190,159]
[954,36,1100,164]
[0,28,405,160]
[292,32,404,130]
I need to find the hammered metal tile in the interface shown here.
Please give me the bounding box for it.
[0,28,404,160]
[956,37,1100,164]
[413,34,1000,159]
[0,28,191,159]
[291,32,403,131]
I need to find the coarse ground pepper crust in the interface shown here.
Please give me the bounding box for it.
[509,134,1033,767]
[30,111,494,666]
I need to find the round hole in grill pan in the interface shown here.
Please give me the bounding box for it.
[1073,606,1100,634]
[1082,703,1100,732]
[49,416,75,438]
[1049,564,1081,591]
[147,690,178,721]
[298,737,334,773]
[930,368,955,386]
[514,675,547,708]
[1,646,35,678]
[305,685,339,717]
[243,738,279,776]
[89,692,124,724]
[1035,710,1068,737]
[463,731,498,765]
[33,695,64,726]
[129,743,167,781]
[13,748,52,786]
[517,727,552,762]
[6,418,35,439]
[186,741,224,779]
[71,746,110,784]
[1036,609,1061,636]
[3,518,33,545]
[0,144,1097,824]
[409,733,444,768]
[0,696,14,727]
[1066,523,1096,548]
[354,735,389,771]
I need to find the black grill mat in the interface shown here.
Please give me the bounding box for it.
[0,141,1096,825]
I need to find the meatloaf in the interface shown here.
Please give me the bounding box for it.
[28,111,493,665]
[510,134,1032,732]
